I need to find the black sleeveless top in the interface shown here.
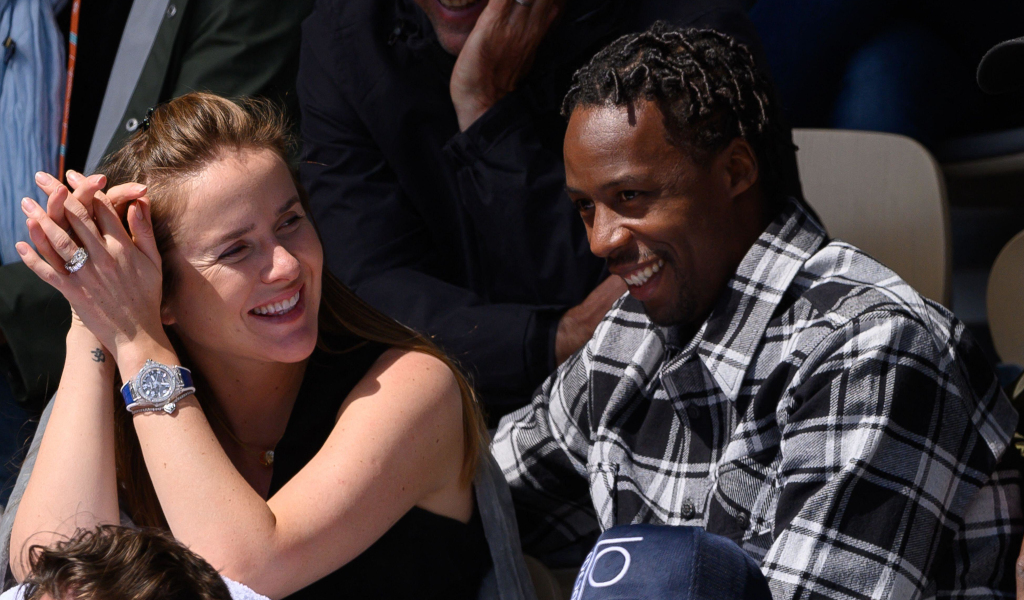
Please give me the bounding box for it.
[269,340,492,600]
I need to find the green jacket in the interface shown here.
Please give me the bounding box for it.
[0,0,312,411]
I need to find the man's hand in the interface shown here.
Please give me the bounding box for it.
[449,0,564,131]
[555,275,627,365]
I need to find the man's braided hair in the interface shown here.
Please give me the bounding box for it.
[562,23,801,206]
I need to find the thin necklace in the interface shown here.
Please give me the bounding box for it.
[206,404,276,468]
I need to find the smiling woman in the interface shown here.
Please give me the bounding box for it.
[7,93,497,600]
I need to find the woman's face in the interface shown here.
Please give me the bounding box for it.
[159,147,323,366]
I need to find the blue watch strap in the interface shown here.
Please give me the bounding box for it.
[120,380,133,407]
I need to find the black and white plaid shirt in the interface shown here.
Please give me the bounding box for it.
[493,198,1023,598]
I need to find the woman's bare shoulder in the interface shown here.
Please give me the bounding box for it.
[339,347,462,421]
[327,347,467,496]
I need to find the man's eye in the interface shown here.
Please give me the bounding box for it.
[574,198,594,213]
[620,190,642,201]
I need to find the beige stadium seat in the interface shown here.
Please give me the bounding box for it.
[793,129,951,306]
[525,555,565,600]
[551,567,583,600]
[987,229,1024,366]
[936,126,1024,207]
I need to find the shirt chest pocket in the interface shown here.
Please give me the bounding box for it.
[710,447,781,543]
[588,461,715,529]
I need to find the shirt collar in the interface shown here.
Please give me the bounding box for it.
[662,198,827,401]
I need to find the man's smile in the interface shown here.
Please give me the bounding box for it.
[617,258,664,288]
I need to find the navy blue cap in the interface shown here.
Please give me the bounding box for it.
[570,525,772,600]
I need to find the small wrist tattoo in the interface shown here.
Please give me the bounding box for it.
[91,348,106,363]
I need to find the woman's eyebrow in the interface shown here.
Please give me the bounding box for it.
[212,224,256,248]
[276,195,301,216]
[211,196,302,247]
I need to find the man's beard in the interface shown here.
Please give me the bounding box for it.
[643,277,697,327]
[641,257,697,326]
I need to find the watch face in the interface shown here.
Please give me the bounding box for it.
[138,363,177,403]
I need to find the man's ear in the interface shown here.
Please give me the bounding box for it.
[722,138,759,199]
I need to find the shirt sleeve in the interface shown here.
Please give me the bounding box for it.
[762,312,1022,599]
[492,340,602,567]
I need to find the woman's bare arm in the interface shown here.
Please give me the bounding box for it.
[8,326,120,581]
[124,344,467,599]
[10,177,154,581]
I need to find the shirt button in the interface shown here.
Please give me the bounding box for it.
[166,4,177,18]
[736,513,749,529]
[681,500,695,519]
[125,118,139,132]
[687,405,700,419]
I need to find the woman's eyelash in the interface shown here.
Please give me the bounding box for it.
[219,244,246,259]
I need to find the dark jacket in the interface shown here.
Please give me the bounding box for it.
[298,0,762,416]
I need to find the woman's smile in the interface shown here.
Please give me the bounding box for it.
[249,285,306,324]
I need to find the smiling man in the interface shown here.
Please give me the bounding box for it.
[492,23,1023,598]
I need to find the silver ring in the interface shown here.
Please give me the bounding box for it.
[513,0,533,6]
[64,247,89,273]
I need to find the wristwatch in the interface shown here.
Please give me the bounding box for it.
[121,359,196,415]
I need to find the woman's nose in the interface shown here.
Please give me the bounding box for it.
[263,244,301,283]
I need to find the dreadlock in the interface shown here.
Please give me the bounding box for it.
[562,23,801,206]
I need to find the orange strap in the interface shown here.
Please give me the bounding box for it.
[58,0,80,182]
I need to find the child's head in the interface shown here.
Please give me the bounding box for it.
[22,525,232,600]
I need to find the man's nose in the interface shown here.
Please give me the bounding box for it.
[589,205,630,259]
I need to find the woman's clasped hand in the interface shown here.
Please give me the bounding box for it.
[17,171,166,366]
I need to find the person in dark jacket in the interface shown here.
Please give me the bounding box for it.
[298,0,766,418]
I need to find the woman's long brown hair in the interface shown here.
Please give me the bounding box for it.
[100,93,488,529]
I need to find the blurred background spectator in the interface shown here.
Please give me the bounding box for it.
[0,0,66,513]
[0,0,64,267]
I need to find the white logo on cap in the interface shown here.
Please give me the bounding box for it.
[570,536,643,600]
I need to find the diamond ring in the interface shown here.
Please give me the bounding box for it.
[64,247,89,273]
